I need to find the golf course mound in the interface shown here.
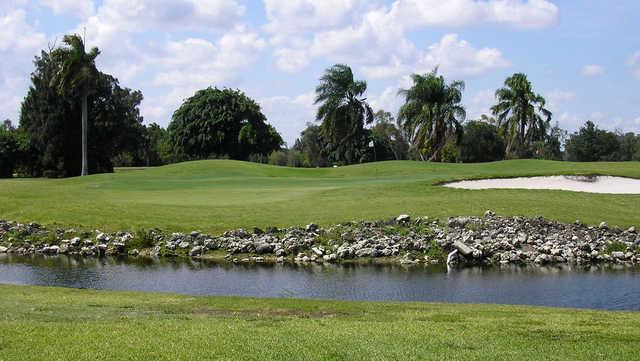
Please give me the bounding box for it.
[0,159,639,232]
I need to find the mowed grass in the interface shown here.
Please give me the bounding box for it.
[1,159,639,232]
[0,284,637,361]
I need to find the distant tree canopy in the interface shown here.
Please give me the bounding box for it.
[315,64,373,165]
[565,121,622,161]
[19,50,144,177]
[168,87,283,161]
[458,121,505,163]
[0,121,24,178]
[398,68,465,162]
[491,73,551,159]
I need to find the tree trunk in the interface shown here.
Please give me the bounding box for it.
[81,94,88,176]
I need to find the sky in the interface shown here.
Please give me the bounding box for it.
[1,0,639,145]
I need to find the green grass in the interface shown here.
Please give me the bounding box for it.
[1,159,639,232]
[0,284,638,360]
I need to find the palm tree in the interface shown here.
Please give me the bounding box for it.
[315,64,373,164]
[397,68,465,161]
[50,34,100,176]
[490,73,551,158]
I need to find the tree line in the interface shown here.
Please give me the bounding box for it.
[1,35,639,178]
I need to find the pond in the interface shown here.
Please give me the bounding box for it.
[1,254,639,311]
[442,175,640,194]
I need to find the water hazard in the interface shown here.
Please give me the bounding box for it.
[1,254,639,311]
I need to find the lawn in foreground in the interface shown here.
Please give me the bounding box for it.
[0,284,637,360]
[0,159,639,232]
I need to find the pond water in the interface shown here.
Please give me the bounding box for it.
[1,254,639,311]
[442,175,640,194]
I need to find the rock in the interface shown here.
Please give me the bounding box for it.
[311,247,324,256]
[611,251,625,260]
[178,241,190,249]
[190,231,200,238]
[96,232,108,242]
[276,256,285,263]
[627,226,636,233]
[305,223,318,233]
[396,214,411,223]
[255,242,274,254]
[189,246,203,257]
[128,249,139,256]
[355,248,374,257]
[453,240,474,257]
[599,222,608,229]
[0,246,8,253]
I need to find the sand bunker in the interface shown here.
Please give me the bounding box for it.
[442,175,640,194]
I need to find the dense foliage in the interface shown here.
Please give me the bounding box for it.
[398,68,465,161]
[315,64,373,165]
[565,121,625,161]
[458,121,505,163]
[0,121,24,177]
[168,87,283,161]
[491,73,551,158]
[19,50,144,177]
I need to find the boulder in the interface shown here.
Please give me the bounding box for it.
[189,246,203,257]
[0,246,8,253]
[396,214,410,223]
[255,242,274,254]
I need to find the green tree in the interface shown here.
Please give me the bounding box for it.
[617,132,640,161]
[565,121,620,161]
[49,34,100,176]
[491,73,551,158]
[459,121,505,163]
[0,121,24,178]
[292,124,329,167]
[315,64,373,165]
[168,87,283,161]
[397,68,465,161]
[20,50,144,177]
[370,110,409,161]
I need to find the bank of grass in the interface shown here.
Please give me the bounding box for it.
[0,159,639,233]
[0,284,637,360]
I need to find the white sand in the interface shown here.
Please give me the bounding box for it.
[442,175,640,194]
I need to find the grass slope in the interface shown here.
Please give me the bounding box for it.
[0,284,638,361]
[1,159,639,232]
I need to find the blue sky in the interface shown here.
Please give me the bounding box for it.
[1,0,639,145]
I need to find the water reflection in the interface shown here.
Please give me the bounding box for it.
[1,254,639,311]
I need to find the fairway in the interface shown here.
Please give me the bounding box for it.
[0,284,638,361]
[1,159,639,232]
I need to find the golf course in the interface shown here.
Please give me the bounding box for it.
[1,159,639,232]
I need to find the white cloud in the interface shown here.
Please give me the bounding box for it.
[389,0,559,29]
[467,89,497,120]
[626,51,640,80]
[82,0,245,45]
[361,34,510,79]
[263,0,370,34]
[580,64,604,77]
[634,116,640,126]
[545,89,576,112]
[259,92,317,145]
[39,0,95,18]
[154,29,266,87]
[274,48,310,73]
[0,10,47,122]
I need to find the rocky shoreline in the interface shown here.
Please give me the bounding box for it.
[1,212,639,267]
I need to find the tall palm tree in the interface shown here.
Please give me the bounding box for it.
[50,34,100,176]
[490,73,551,158]
[397,68,465,161]
[315,64,373,164]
